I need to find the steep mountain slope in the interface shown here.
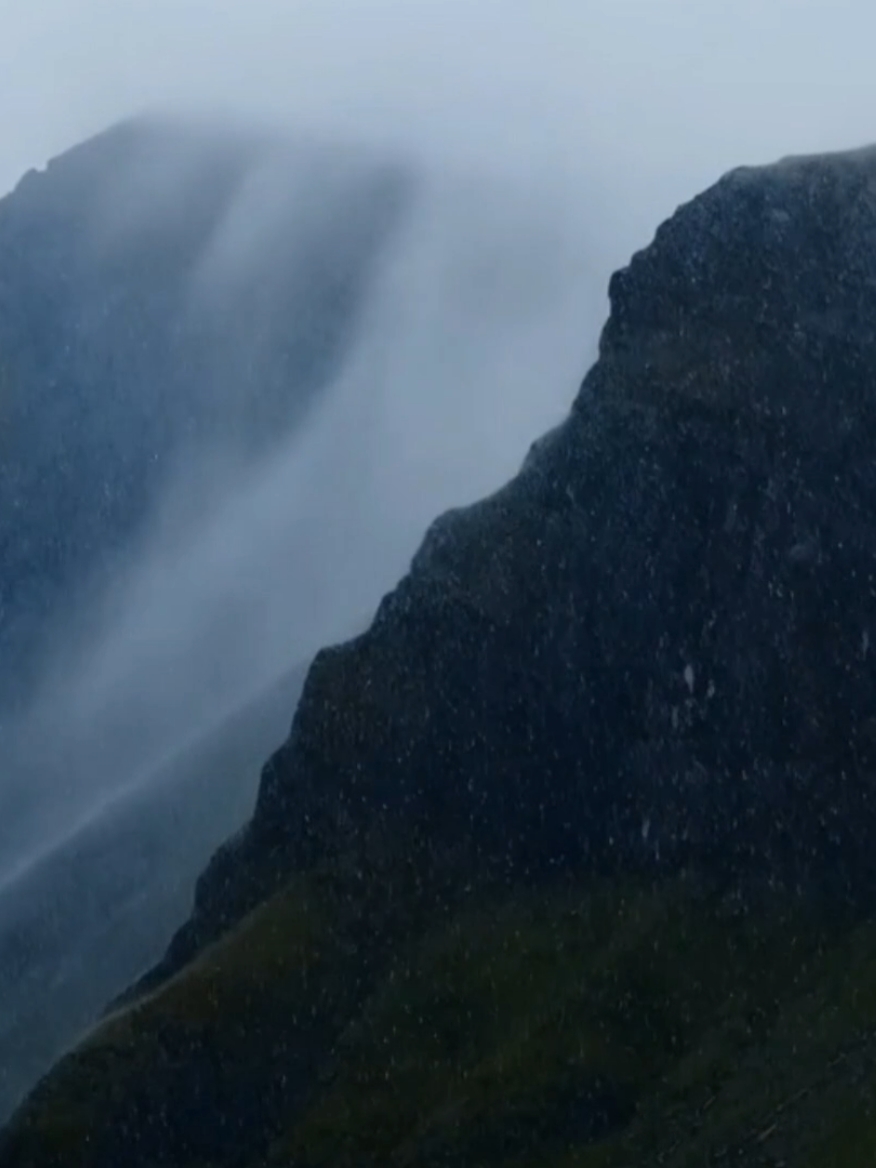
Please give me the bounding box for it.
[7,145,876,1165]
[0,115,409,701]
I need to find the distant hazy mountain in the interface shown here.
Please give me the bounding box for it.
[0,115,409,1121]
[0,660,306,1124]
[0,115,409,701]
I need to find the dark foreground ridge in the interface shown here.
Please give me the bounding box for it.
[6,144,876,1165]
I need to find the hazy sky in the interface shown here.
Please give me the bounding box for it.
[2,0,876,220]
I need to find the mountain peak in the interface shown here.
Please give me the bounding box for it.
[591,144,876,445]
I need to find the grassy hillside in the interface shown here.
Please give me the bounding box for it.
[5,861,876,1167]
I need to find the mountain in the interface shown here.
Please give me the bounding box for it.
[0,116,408,1122]
[0,114,409,703]
[7,144,876,1165]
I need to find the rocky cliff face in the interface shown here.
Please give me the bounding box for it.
[165,144,876,960]
[6,145,876,1166]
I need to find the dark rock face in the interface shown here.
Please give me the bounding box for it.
[161,146,876,985]
[0,115,409,701]
[8,145,876,1166]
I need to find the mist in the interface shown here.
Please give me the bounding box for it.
[6,1,876,214]
[1,0,876,1120]
[2,154,607,873]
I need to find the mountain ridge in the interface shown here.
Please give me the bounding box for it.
[7,141,876,1164]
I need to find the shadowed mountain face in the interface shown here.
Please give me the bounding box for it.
[10,146,876,1166]
[0,116,409,703]
[161,145,876,973]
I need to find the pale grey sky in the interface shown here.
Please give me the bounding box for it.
[2,0,876,224]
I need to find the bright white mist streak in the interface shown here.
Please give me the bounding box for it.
[2,164,612,877]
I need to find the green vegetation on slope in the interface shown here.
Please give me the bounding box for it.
[7,864,876,1167]
[273,878,867,1167]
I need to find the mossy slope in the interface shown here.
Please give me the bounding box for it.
[5,869,876,1167]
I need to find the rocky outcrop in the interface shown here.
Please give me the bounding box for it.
[7,144,876,1165]
[166,144,876,967]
